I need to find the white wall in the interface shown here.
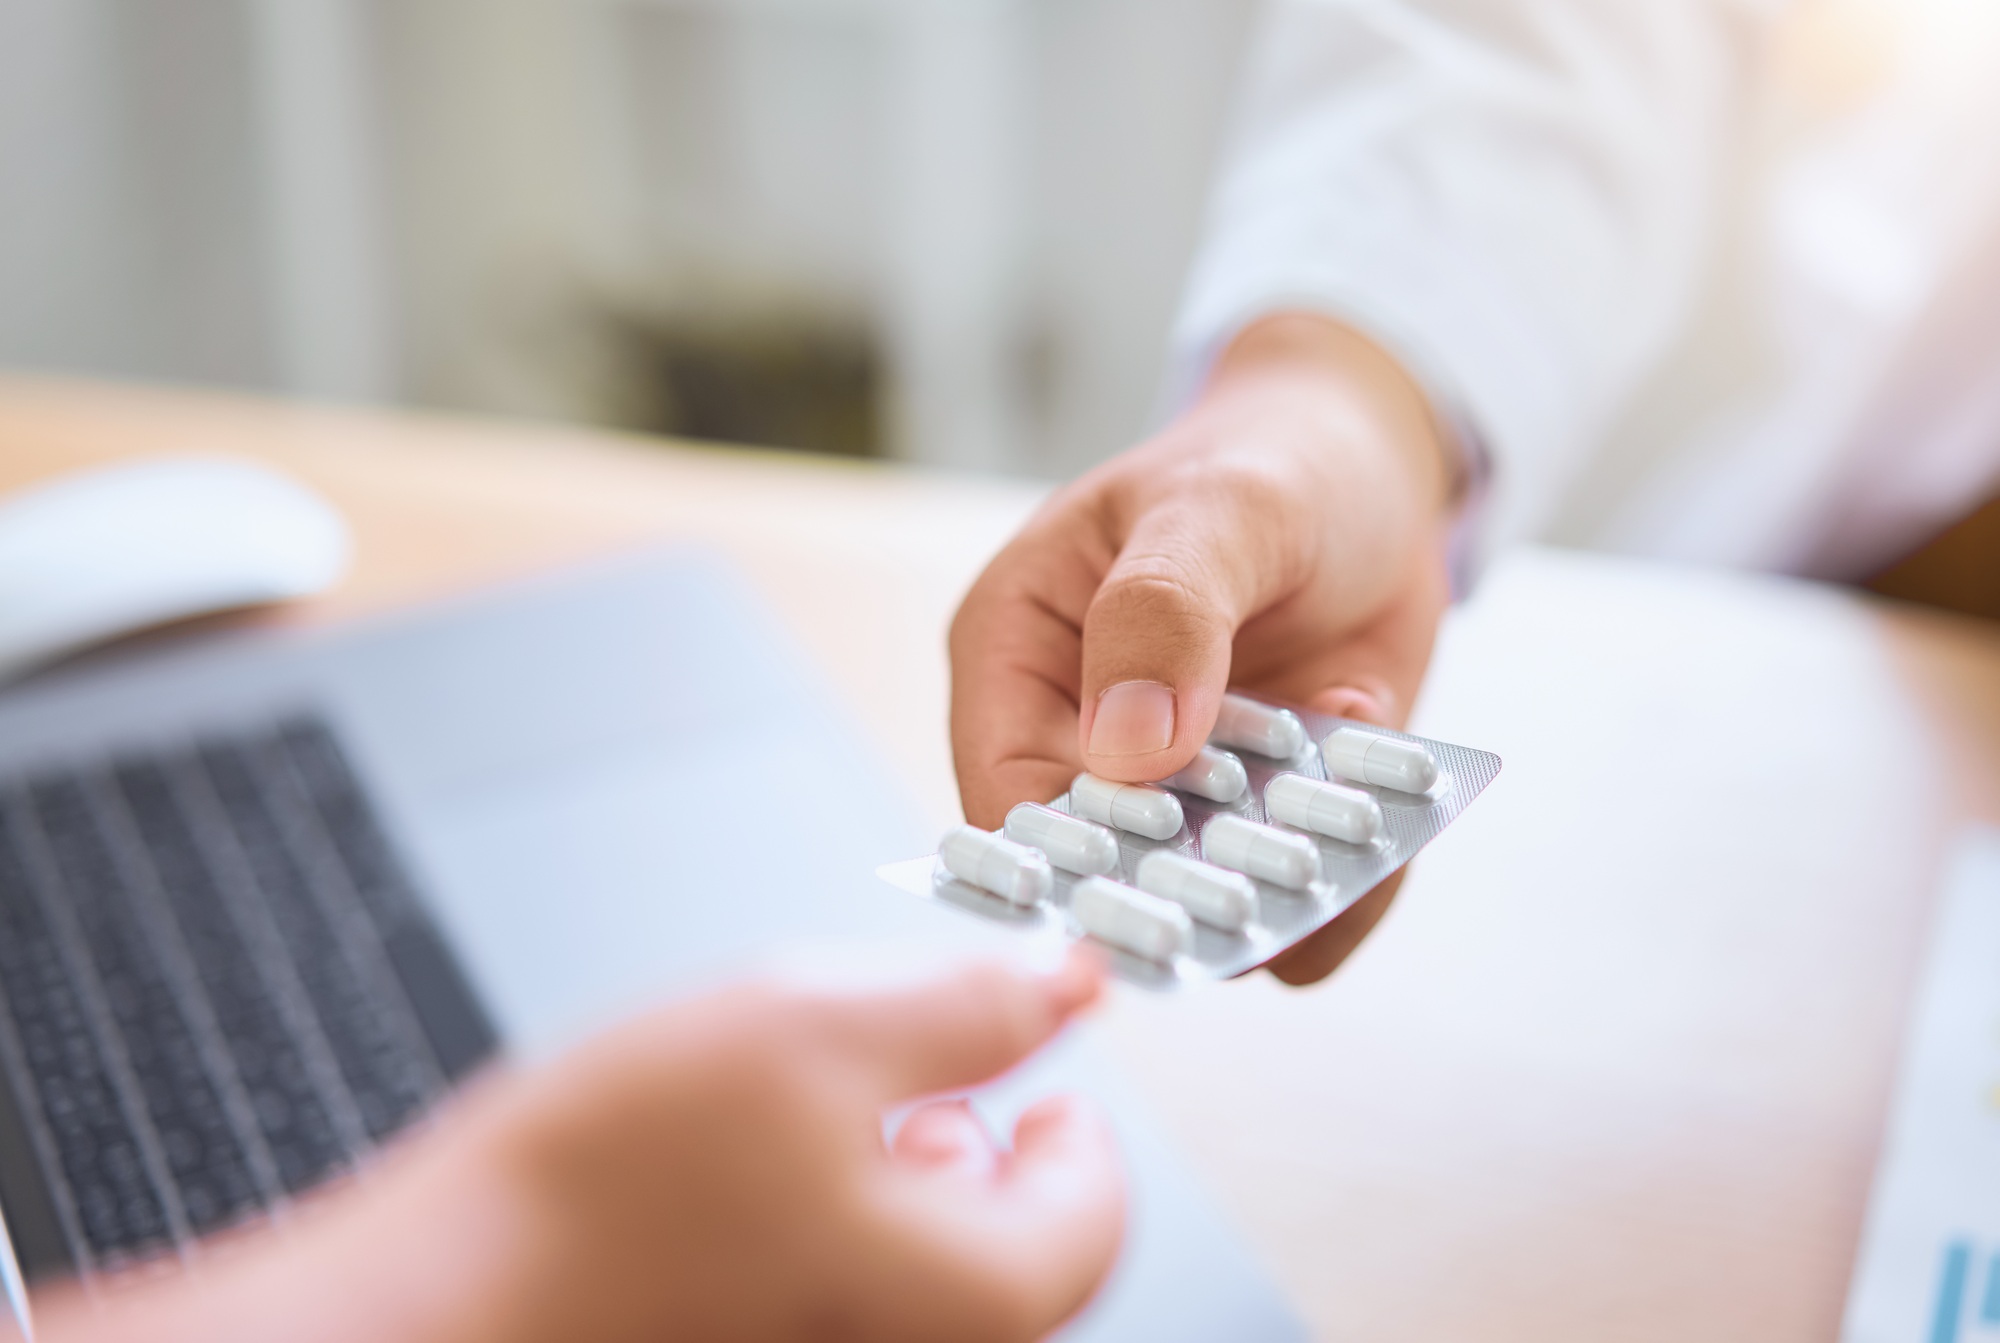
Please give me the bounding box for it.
[0,0,275,390]
[0,0,1255,480]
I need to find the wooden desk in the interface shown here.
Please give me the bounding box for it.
[6,375,1999,1341]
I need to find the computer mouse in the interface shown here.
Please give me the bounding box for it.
[0,456,351,683]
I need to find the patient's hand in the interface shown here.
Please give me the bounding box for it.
[950,314,1458,985]
[37,951,1120,1343]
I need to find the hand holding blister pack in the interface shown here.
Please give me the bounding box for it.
[879,693,1500,987]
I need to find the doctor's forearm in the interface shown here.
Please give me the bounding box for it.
[1181,0,1776,545]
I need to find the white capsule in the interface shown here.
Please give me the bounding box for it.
[1200,813,1320,890]
[1163,746,1248,804]
[1070,876,1192,962]
[1004,802,1120,876]
[938,825,1054,906]
[1321,727,1440,794]
[1134,850,1256,932]
[1069,773,1184,841]
[1263,772,1384,845]
[1209,693,1308,759]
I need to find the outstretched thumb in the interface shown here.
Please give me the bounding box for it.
[832,949,1104,1103]
[1076,504,1264,783]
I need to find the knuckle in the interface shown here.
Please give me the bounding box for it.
[1087,566,1229,647]
[1091,560,1201,614]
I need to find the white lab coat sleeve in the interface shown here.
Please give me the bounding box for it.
[1174,0,1782,554]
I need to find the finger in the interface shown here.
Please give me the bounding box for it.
[1261,657,1418,986]
[1259,542,1447,986]
[950,503,1118,827]
[1239,525,1450,729]
[1078,482,1308,783]
[871,1095,1126,1340]
[983,1096,1127,1332]
[893,1100,1001,1183]
[1309,682,1397,727]
[820,948,1104,1102]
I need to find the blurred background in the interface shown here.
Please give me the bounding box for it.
[7,0,2000,625]
[0,0,1255,478]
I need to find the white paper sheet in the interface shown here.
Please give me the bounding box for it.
[1845,827,2000,1342]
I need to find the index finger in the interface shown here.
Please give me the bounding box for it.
[949,499,1117,827]
[814,949,1105,1102]
[869,1094,1126,1342]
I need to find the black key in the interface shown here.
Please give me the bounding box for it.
[30,779,264,1239]
[0,806,170,1261]
[116,760,351,1195]
[0,714,498,1278]
[274,720,416,933]
[275,721,499,1082]
[199,744,433,1143]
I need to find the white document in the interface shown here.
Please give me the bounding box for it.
[1845,827,2000,1343]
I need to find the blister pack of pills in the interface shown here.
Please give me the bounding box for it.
[877,693,1501,988]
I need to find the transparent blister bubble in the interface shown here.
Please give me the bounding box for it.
[877,693,1501,989]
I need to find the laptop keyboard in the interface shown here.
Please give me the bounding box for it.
[0,716,495,1279]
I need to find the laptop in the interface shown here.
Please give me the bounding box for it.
[0,549,1305,1340]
